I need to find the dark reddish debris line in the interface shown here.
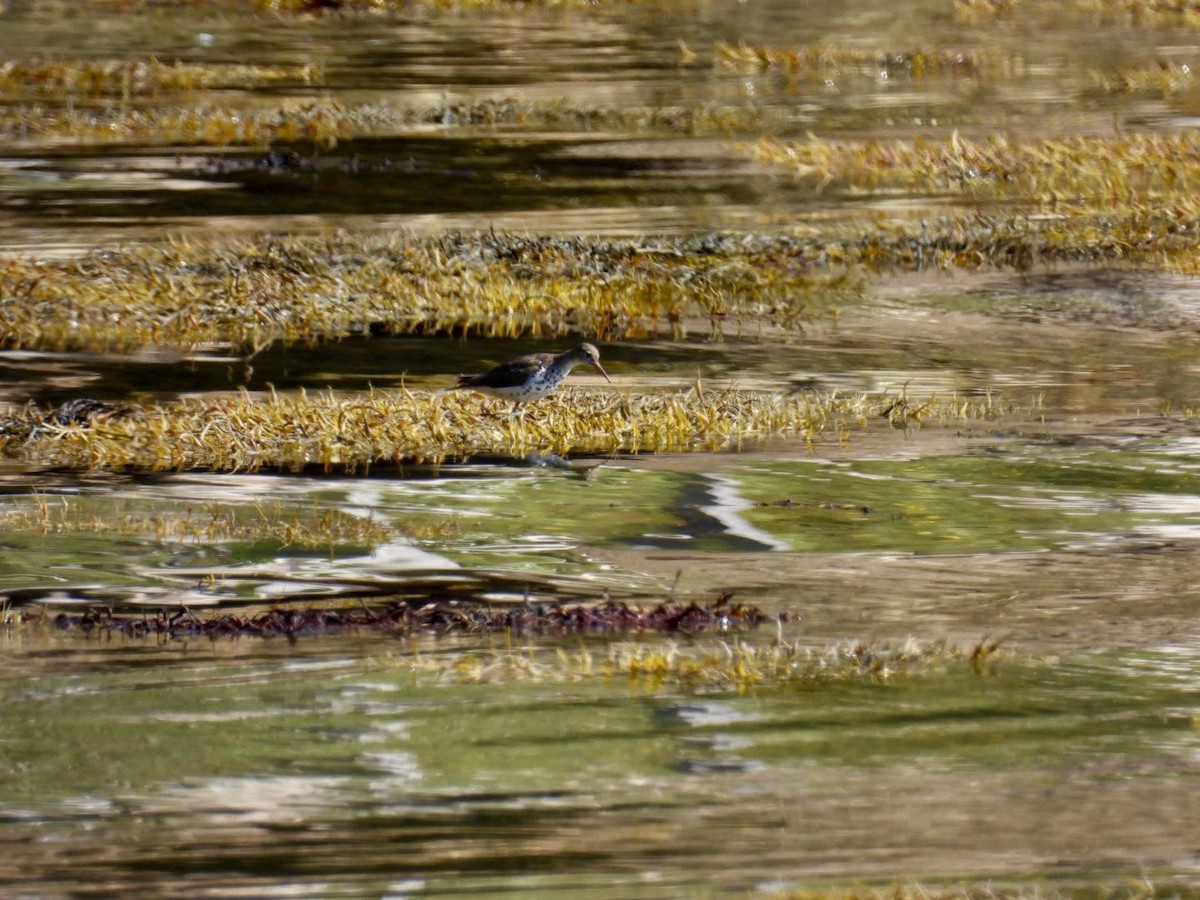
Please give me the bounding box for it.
[31,594,778,641]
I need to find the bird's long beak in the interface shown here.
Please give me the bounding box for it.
[593,361,612,383]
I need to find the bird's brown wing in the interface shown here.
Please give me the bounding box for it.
[456,353,552,389]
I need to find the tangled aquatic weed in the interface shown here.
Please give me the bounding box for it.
[0,43,1191,149]
[20,598,1007,694]
[4,0,623,15]
[44,0,1200,23]
[1085,60,1200,99]
[1,56,1190,150]
[0,99,369,150]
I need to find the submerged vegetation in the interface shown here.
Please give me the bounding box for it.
[9,595,1005,692]
[0,491,398,548]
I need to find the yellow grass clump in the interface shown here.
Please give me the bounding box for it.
[0,386,1029,474]
[2,387,856,472]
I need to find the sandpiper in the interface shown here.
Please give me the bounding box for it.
[455,343,612,409]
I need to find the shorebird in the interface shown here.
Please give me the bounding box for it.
[454,343,612,410]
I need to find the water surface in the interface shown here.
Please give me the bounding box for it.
[3,0,1200,896]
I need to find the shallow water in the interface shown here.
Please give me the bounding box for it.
[4,0,1200,896]
[2,634,1199,898]
[4,420,1200,895]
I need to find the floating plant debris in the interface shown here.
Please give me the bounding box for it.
[0,0,619,16]
[7,215,1200,362]
[0,388,852,471]
[8,597,1008,691]
[29,595,772,641]
[0,99,374,150]
[713,40,1200,104]
[252,0,627,13]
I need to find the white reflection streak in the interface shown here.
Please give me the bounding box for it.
[142,776,349,825]
[702,474,791,551]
